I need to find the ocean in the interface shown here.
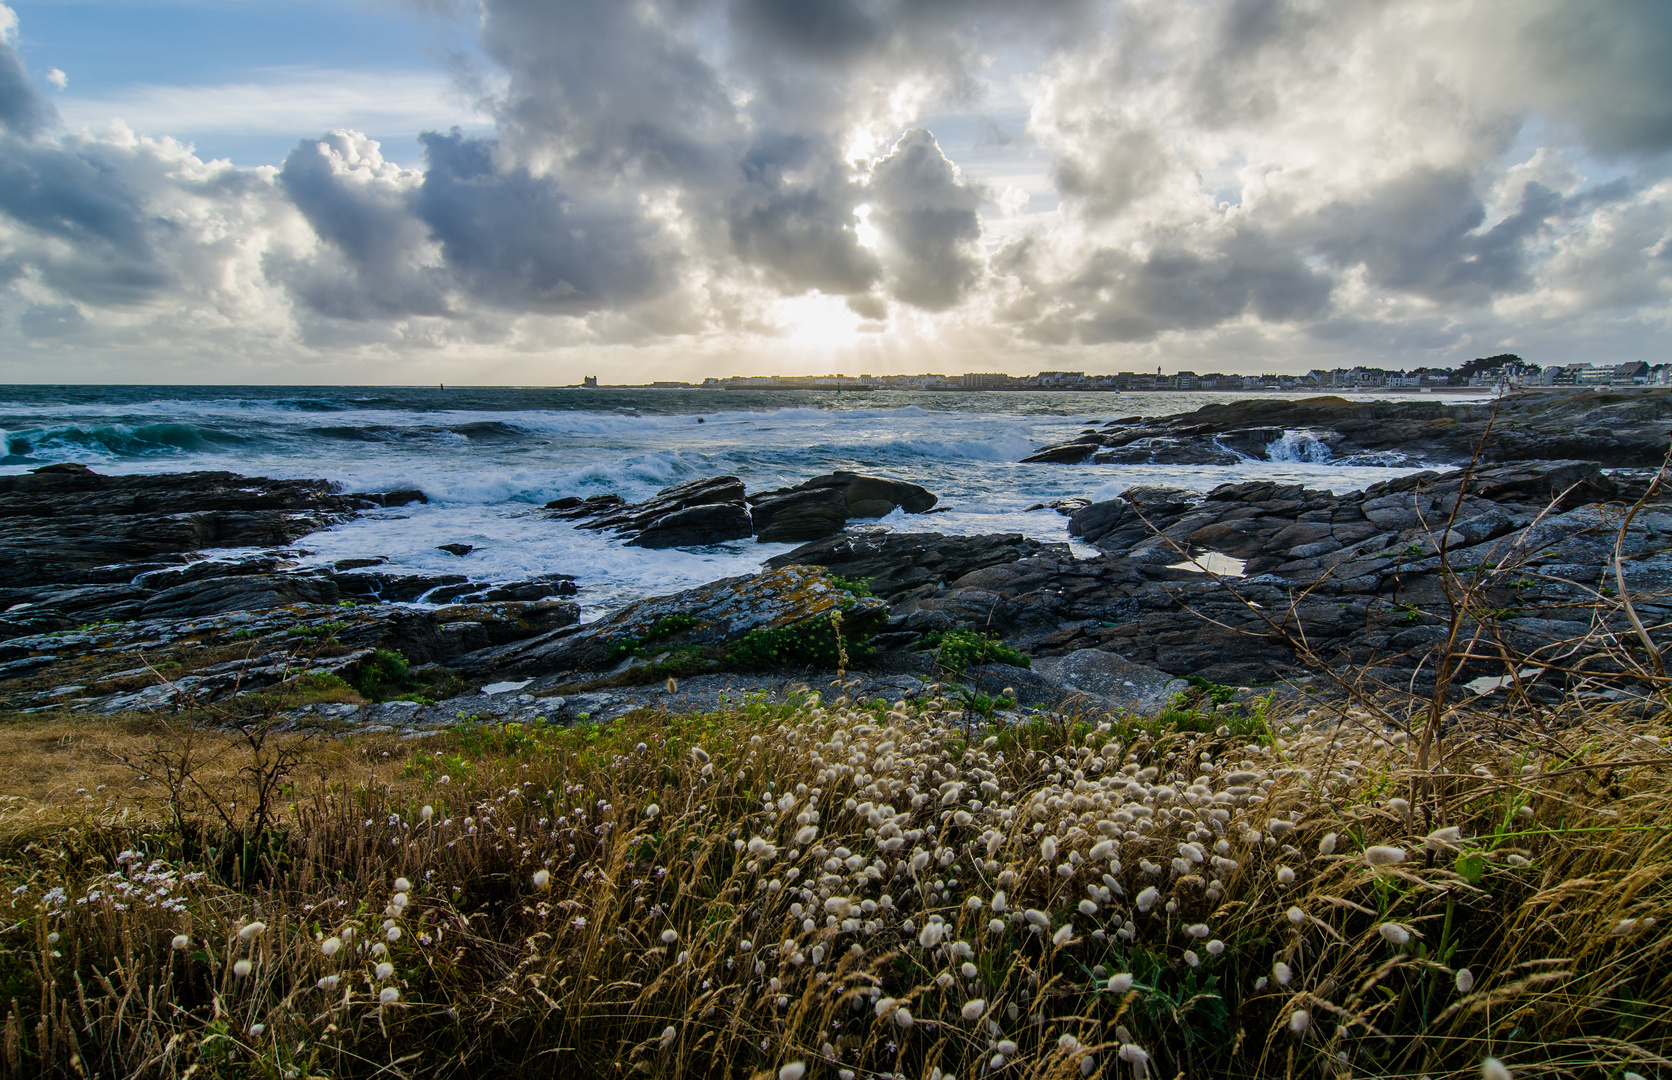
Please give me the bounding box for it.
[0,385,1488,618]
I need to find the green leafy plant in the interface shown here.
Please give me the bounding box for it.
[830,574,875,599]
[354,649,419,702]
[728,612,869,669]
[913,629,1030,670]
[608,612,702,661]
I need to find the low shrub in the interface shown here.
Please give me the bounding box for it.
[915,628,1031,670]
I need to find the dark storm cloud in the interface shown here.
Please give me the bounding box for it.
[1507,0,1672,156]
[996,227,1334,345]
[470,0,1093,309]
[1312,170,1562,305]
[267,129,675,319]
[272,132,449,319]
[0,32,51,137]
[414,130,672,312]
[868,127,984,309]
[0,139,184,305]
[727,133,880,295]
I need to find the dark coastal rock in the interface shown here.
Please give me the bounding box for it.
[748,487,850,543]
[0,464,422,589]
[764,530,1069,604]
[1024,390,1672,469]
[544,493,626,518]
[437,543,474,557]
[578,476,752,547]
[1091,437,1245,466]
[887,458,1672,690]
[631,502,754,549]
[452,565,888,678]
[0,597,580,714]
[561,471,939,547]
[749,472,938,543]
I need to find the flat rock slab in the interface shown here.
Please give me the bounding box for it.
[1031,649,1189,711]
[766,530,1069,604]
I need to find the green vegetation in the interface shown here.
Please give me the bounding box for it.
[727,610,870,669]
[353,648,423,702]
[914,628,1030,670]
[830,574,875,598]
[607,612,702,661]
[285,619,349,640]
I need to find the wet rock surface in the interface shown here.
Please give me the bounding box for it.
[575,475,753,547]
[888,458,1672,690]
[453,565,890,680]
[0,597,579,715]
[763,529,1068,604]
[560,470,940,547]
[749,471,938,543]
[0,463,403,588]
[1024,391,1672,468]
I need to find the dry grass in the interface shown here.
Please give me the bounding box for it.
[0,685,1667,1080]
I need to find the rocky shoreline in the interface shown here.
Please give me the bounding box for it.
[1023,389,1672,467]
[3,391,1668,730]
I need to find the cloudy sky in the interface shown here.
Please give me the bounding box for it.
[1,0,1669,384]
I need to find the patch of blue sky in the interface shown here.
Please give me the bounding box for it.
[12,0,488,166]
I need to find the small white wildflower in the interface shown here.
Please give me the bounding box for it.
[1136,886,1161,913]
[321,936,341,957]
[1206,939,1225,955]
[386,926,402,943]
[1455,968,1475,993]
[661,929,679,944]
[1185,923,1210,938]
[1184,950,1200,967]
[1379,922,1412,946]
[894,1007,914,1029]
[394,877,412,892]
[420,805,434,821]
[988,918,1006,934]
[248,1022,265,1037]
[1481,1058,1512,1080]
[1289,1009,1310,1035]
[1287,907,1305,925]
[645,803,660,818]
[237,921,266,942]
[1272,961,1292,986]
[380,987,400,1004]
[171,934,190,951]
[1365,845,1406,866]
[779,1065,806,1080]
[1107,972,1133,992]
[962,999,986,1021]
[1277,867,1295,885]
[1318,832,1338,856]
[317,975,340,991]
[233,959,253,977]
[533,869,551,889]
[376,962,394,980]
[1053,922,1074,946]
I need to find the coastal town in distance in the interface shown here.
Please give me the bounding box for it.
[589,354,1670,393]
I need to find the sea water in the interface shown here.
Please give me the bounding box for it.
[0,386,1489,617]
